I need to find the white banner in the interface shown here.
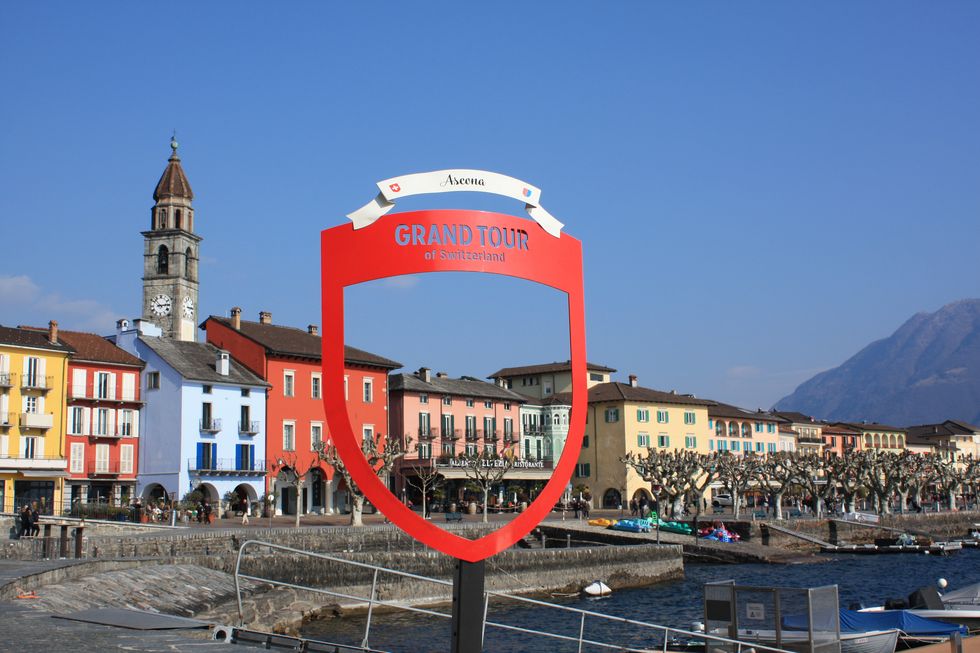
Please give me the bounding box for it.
[347,169,564,237]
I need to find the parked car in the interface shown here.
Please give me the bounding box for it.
[712,493,734,507]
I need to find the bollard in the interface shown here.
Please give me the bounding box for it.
[540,532,546,549]
[59,524,70,558]
[950,631,963,653]
[74,526,84,558]
[42,524,53,558]
[567,533,571,548]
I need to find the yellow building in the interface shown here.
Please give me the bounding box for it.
[772,411,825,454]
[488,360,615,399]
[835,422,907,452]
[0,322,72,514]
[576,379,714,509]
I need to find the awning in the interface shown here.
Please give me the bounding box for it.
[19,470,70,478]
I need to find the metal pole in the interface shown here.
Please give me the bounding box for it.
[362,568,379,649]
[451,559,485,653]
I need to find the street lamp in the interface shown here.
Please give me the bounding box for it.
[267,494,275,529]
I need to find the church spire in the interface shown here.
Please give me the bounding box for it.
[153,135,194,202]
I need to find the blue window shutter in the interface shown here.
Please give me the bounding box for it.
[196,443,203,469]
[235,444,242,470]
[248,445,255,470]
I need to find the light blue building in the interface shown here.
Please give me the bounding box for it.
[112,319,269,512]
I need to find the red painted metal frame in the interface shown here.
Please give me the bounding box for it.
[321,209,586,562]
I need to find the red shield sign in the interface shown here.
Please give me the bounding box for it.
[321,208,586,562]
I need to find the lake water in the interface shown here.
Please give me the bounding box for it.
[300,548,980,652]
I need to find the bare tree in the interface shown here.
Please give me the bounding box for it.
[316,433,409,526]
[269,453,327,528]
[823,451,869,514]
[456,448,513,523]
[621,450,720,520]
[714,452,762,519]
[405,444,444,519]
[861,450,900,515]
[754,452,801,520]
[933,453,978,511]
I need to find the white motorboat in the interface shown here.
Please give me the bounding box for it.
[859,581,980,631]
[711,628,899,653]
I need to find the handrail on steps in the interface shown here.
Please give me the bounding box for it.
[233,539,795,653]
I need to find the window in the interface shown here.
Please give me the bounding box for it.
[157,208,167,229]
[311,423,323,451]
[637,433,650,447]
[363,378,373,403]
[201,402,213,430]
[442,396,452,406]
[311,373,321,399]
[184,247,192,278]
[685,435,697,449]
[70,443,84,474]
[419,412,431,436]
[23,436,37,459]
[157,245,169,274]
[96,408,110,436]
[731,440,740,451]
[236,444,255,471]
[483,416,496,439]
[24,395,39,414]
[503,418,513,437]
[94,444,110,473]
[709,440,714,451]
[657,410,669,424]
[69,407,84,435]
[240,405,252,433]
[504,402,511,410]
[442,414,455,437]
[767,423,775,433]
[419,393,428,404]
[574,463,591,478]
[119,410,134,436]
[718,440,728,451]
[582,435,589,448]
[465,415,477,438]
[658,434,670,448]
[120,444,134,474]
[96,372,111,399]
[465,398,474,408]
[767,442,777,453]
[484,400,493,409]
[202,384,212,394]
[419,442,432,459]
[442,442,454,456]
[636,409,650,423]
[196,442,216,469]
[755,442,764,452]
[282,422,295,451]
[121,373,136,400]
[466,443,477,456]
[589,372,604,382]
[147,372,160,389]
[604,408,619,423]
[684,412,696,425]
[363,425,374,443]
[755,423,763,433]
[283,371,295,397]
[241,388,250,397]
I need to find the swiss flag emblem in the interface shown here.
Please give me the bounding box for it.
[389,183,401,193]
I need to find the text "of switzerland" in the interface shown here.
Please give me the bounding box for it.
[395,224,530,251]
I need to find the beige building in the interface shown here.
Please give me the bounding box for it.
[576,379,714,509]
[772,411,824,454]
[837,422,907,452]
[488,360,615,399]
[905,420,977,459]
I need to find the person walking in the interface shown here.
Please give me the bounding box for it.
[18,505,32,538]
[203,501,213,526]
[30,502,40,536]
[241,504,250,526]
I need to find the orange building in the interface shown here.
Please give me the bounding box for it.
[202,309,400,515]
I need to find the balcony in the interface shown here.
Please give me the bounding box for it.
[0,454,67,471]
[88,461,123,476]
[485,430,501,442]
[187,457,267,476]
[440,428,460,441]
[465,430,479,442]
[502,432,517,443]
[523,427,544,437]
[21,375,53,392]
[0,372,14,389]
[797,434,824,445]
[0,412,12,428]
[417,428,435,441]
[20,412,54,430]
[200,418,222,434]
[239,420,260,435]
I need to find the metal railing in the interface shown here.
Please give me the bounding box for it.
[19,412,54,429]
[187,457,266,473]
[239,420,260,435]
[0,412,12,427]
[87,461,127,475]
[233,540,796,653]
[21,375,53,390]
[200,417,222,433]
[0,372,14,387]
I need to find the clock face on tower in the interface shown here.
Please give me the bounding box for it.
[150,294,172,316]
[181,296,195,318]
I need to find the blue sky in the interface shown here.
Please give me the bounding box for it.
[1,3,978,410]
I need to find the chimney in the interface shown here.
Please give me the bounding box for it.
[670,389,677,395]
[216,350,230,376]
[418,367,431,383]
[116,318,131,335]
[436,371,448,378]
[231,307,242,330]
[48,320,58,344]
[628,374,638,388]
[307,324,319,336]
[259,311,272,325]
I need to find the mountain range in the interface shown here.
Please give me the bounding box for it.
[774,299,980,426]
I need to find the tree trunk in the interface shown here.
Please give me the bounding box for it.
[898,491,908,514]
[422,493,428,519]
[671,496,684,520]
[948,488,957,511]
[774,492,784,520]
[483,488,489,523]
[350,495,364,527]
[294,482,302,528]
[733,494,741,519]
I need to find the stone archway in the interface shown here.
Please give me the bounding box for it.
[142,483,168,503]
[233,483,257,513]
[602,488,622,509]
[196,483,220,503]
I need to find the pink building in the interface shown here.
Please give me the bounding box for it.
[390,367,542,509]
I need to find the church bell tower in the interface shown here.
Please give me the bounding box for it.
[142,136,202,341]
